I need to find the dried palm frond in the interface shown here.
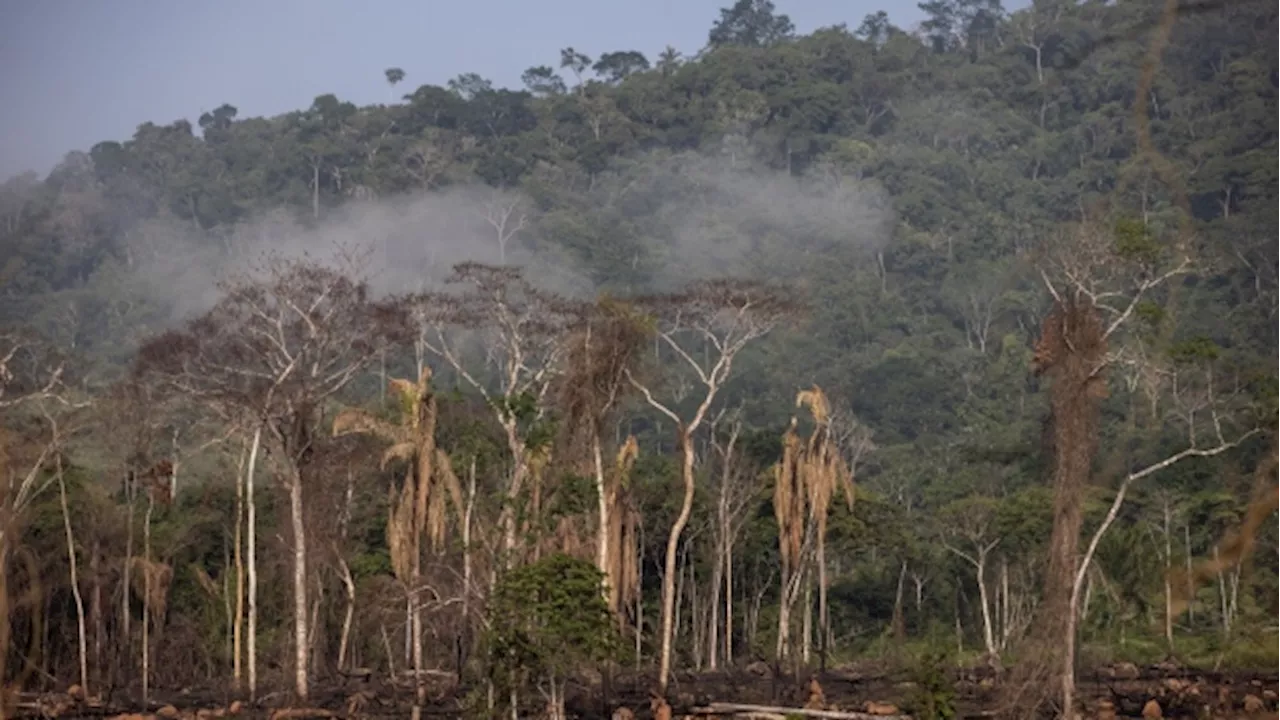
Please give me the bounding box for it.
[191,564,221,599]
[773,419,805,578]
[129,557,173,619]
[388,478,414,582]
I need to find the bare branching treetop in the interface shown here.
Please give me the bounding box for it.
[411,261,580,406]
[1037,215,1189,350]
[0,330,68,411]
[134,255,409,439]
[630,277,802,406]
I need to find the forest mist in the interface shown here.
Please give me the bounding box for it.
[120,151,892,332]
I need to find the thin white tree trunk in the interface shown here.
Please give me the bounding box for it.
[817,532,829,667]
[1183,524,1194,623]
[724,541,734,667]
[801,568,812,665]
[708,528,723,670]
[1162,501,1173,648]
[122,473,134,656]
[233,441,246,688]
[337,558,355,670]
[246,426,261,698]
[288,475,310,699]
[594,435,609,596]
[976,555,995,657]
[56,457,89,694]
[142,495,154,702]
[657,440,696,693]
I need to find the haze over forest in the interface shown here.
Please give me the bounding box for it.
[0,0,1275,718]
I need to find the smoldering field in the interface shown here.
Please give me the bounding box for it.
[117,152,894,331]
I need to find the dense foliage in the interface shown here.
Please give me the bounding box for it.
[0,0,1275,711]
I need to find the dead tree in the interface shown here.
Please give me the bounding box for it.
[938,497,1001,658]
[772,387,853,669]
[1019,217,1258,717]
[333,366,464,709]
[411,262,576,569]
[0,330,74,705]
[134,253,407,700]
[551,297,651,610]
[705,410,757,670]
[626,278,798,693]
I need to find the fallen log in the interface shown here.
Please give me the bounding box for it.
[691,703,912,719]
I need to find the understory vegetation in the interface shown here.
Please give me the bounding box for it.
[0,0,1276,717]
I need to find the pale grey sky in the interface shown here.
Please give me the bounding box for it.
[0,0,987,181]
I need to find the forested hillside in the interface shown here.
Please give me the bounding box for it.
[0,0,1276,718]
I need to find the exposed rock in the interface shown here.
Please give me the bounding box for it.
[1142,698,1163,719]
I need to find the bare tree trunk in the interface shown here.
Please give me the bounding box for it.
[708,526,724,670]
[123,473,134,664]
[635,523,644,672]
[462,457,477,669]
[594,435,609,595]
[1162,500,1173,650]
[892,561,907,641]
[801,568,812,666]
[337,559,355,670]
[999,559,1010,650]
[674,543,686,654]
[692,550,705,671]
[288,474,310,699]
[56,456,89,694]
[223,543,233,672]
[0,542,9,717]
[817,533,829,669]
[976,554,995,657]
[1214,546,1228,635]
[1183,524,1194,623]
[725,541,734,667]
[246,426,261,699]
[657,436,696,693]
[90,539,102,686]
[233,441,246,689]
[776,564,792,662]
[143,494,154,703]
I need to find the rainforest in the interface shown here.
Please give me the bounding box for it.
[0,0,1276,718]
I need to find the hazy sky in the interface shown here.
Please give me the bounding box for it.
[0,0,991,181]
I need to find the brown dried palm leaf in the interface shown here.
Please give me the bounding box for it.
[434,448,465,522]
[614,435,639,484]
[796,385,831,426]
[333,408,408,446]
[191,564,221,599]
[387,478,415,583]
[129,557,173,617]
[773,420,805,577]
[380,441,416,470]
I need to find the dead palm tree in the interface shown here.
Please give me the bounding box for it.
[772,386,853,665]
[332,366,462,708]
